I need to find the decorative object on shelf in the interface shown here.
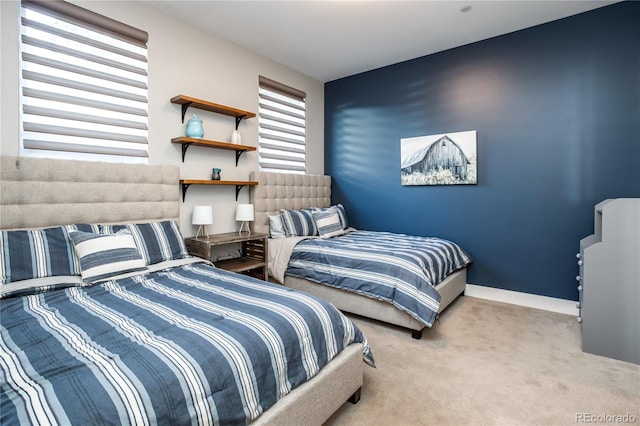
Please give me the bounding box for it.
[236,204,254,235]
[212,168,221,180]
[192,205,213,238]
[185,114,204,138]
[231,129,242,145]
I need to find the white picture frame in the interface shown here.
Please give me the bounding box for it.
[401,130,477,186]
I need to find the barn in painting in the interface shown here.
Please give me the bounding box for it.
[401,135,470,180]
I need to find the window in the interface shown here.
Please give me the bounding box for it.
[258,76,306,173]
[19,0,149,162]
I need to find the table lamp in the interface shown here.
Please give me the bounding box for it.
[192,205,213,238]
[236,204,254,235]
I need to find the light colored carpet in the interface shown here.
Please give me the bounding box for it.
[326,296,639,425]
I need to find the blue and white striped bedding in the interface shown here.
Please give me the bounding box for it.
[1,261,373,425]
[286,230,472,327]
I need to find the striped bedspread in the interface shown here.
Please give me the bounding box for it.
[286,230,471,327]
[1,262,372,425]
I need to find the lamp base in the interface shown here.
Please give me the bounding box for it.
[238,221,251,235]
[195,225,209,238]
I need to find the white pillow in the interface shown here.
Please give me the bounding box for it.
[312,207,347,238]
[69,230,147,282]
[268,214,287,239]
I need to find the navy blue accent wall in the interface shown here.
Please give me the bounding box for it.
[324,2,640,301]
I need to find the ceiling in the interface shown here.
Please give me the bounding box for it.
[149,0,618,83]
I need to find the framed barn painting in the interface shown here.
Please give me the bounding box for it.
[401,130,477,186]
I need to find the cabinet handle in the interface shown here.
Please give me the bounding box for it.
[575,275,581,281]
[576,253,581,259]
[577,285,583,291]
[577,260,583,266]
[577,317,583,323]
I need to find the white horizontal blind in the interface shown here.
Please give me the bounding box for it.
[20,0,149,161]
[258,76,306,173]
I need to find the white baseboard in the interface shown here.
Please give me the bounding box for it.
[465,284,578,316]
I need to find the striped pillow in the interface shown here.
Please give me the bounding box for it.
[0,226,79,284]
[64,223,102,233]
[102,220,188,265]
[312,207,347,238]
[280,209,317,237]
[334,204,349,229]
[68,230,146,282]
[312,204,349,229]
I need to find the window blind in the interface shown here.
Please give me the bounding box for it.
[20,0,149,160]
[258,76,306,173]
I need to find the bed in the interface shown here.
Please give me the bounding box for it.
[250,171,471,339]
[0,156,372,425]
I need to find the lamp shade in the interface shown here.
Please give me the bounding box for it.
[235,204,254,221]
[192,205,213,225]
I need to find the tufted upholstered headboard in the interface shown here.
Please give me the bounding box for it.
[0,156,180,230]
[250,171,332,235]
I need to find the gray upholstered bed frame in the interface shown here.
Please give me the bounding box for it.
[0,156,363,425]
[250,170,467,339]
[0,156,179,229]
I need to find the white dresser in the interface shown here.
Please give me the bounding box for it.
[577,198,640,365]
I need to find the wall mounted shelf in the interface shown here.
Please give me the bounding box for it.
[171,137,256,164]
[170,95,256,129]
[172,95,258,202]
[180,179,258,202]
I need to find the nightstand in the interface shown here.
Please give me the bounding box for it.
[185,232,268,281]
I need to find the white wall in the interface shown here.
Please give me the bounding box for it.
[0,0,324,236]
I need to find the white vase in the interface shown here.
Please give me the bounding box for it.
[231,129,242,145]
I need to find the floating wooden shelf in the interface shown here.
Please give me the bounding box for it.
[172,95,258,201]
[179,179,258,202]
[170,95,256,128]
[171,137,256,164]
